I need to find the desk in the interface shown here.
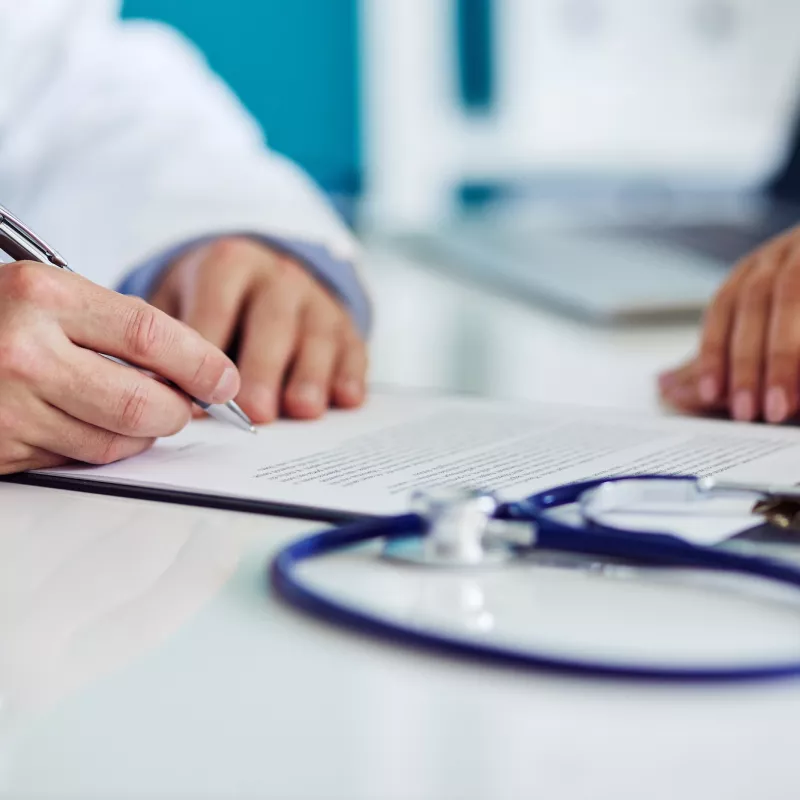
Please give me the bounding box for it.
[3,245,799,800]
[364,237,700,410]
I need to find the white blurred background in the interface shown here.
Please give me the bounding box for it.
[361,0,800,228]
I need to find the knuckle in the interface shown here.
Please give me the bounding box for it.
[115,383,151,433]
[0,405,22,439]
[767,345,794,362]
[123,301,170,362]
[776,257,800,293]
[698,337,725,364]
[88,432,129,466]
[730,354,760,379]
[0,327,42,381]
[739,270,774,300]
[766,350,797,376]
[307,318,339,340]
[735,292,769,315]
[707,287,734,315]
[305,303,344,335]
[730,254,754,276]
[340,324,364,349]
[724,257,751,285]
[301,332,339,361]
[274,257,312,288]
[0,261,60,306]
[344,345,368,373]
[266,304,297,331]
[0,441,32,474]
[204,236,253,267]
[340,343,364,366]
[702,291,736,331]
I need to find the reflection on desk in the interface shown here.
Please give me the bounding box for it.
[0,486,243,714]
[365,238,700,411]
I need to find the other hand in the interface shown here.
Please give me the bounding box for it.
[149,237,367,424]
[0,261,240,473]
[659,224,800,423]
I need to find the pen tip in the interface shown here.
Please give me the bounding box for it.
[248,425,257,434]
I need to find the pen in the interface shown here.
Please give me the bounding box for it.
[0,204,256,433]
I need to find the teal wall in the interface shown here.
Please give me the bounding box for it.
[121,0,361,195]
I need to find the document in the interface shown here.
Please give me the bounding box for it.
[38,391,800,541]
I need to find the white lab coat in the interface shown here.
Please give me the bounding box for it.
[0,0,359,288]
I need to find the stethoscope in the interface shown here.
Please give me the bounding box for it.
[270,475,800,681]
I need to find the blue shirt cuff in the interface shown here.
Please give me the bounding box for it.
[117,234,372,337]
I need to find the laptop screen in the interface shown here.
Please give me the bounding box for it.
[769,104,800,203]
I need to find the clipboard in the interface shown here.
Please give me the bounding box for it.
[2,471,373,525]
[8,390,800,535]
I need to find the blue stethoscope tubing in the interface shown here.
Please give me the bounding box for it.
[270,475,800,681]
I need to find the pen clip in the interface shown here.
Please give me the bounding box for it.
[0,204,69,268]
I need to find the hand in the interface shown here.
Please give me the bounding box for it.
[149,237,367,424]
[659,225,800,423]
[0,261,240,473]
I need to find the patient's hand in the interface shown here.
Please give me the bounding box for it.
[659,225,800,423]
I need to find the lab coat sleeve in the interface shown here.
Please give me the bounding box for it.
[0,2,368,329]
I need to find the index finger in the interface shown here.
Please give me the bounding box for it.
[58,274,240,405]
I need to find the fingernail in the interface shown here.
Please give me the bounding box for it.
[338,379,363,401]
[252,386,275,414]
[211,367,239,403]
[765,387,789,424]
[698,376,717,404]
[293,383,323,409]
[732,390,754,422]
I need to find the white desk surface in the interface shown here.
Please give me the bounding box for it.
[3,244,800,800]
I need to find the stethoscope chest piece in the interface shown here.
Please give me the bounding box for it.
[271,477,800,682]
[382,487,534,568]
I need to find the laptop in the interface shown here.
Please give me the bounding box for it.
[402,124,800,325]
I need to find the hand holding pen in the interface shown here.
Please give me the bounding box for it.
[0,204,254,474]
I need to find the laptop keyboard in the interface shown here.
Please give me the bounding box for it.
[610,223,773,263]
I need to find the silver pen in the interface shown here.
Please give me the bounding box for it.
[0,204,255,433]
